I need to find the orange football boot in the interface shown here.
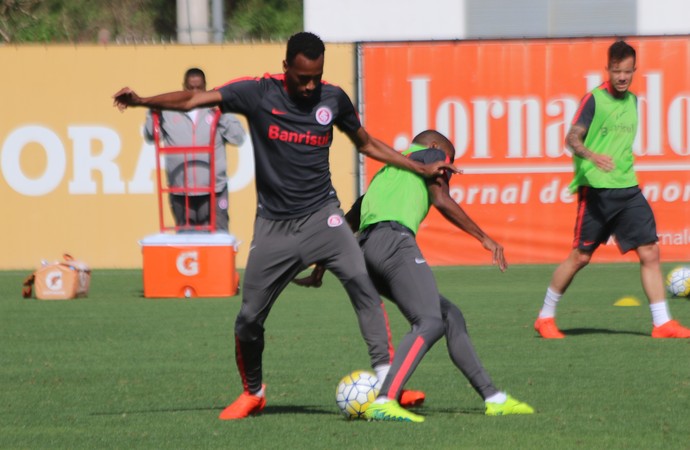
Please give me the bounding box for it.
[534,317,565,339]
[652,320,690,338]
[399,389,426,407]
[219,385,266,420]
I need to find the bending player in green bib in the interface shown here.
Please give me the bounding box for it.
[296,130,535,422]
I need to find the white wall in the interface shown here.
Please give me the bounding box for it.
[305,0,690,42]
[304,0,465,42]
[637,0,690,35]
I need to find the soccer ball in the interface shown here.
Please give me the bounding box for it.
[335,370,379,419]
[665,266,690,297]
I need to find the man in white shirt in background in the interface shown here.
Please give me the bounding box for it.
[144,67,246,232]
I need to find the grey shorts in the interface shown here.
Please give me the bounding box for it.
[573,186,658,253]
[236,203,391,368]
[242,202,370,300]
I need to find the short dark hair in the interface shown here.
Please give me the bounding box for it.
[608,41,636,66]
[413,130,455,159]
[184,67,206,83]
[286,32,325,66]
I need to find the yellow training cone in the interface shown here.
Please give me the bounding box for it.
[614,296,641,306]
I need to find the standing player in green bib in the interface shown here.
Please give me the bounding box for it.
[534,40,690,339]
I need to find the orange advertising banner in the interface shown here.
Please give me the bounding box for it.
[360,37,690,265]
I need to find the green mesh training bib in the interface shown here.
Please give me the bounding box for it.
[569,86,638,192]
[360,144,432,234]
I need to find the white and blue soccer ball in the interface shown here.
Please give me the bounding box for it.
[335,370,379,419]
[665,266,690,297]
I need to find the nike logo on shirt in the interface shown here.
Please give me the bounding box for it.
[271,108,287,115]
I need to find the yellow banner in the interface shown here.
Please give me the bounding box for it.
[0,44,356,269]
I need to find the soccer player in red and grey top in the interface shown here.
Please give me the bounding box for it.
[534,40,690,339]
[113,32,455,420]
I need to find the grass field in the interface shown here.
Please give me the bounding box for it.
[1,263,689,449]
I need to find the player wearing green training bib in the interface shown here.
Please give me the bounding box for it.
[535,40,690,340]
[296,130,535,420]
[568,80,638,192]
[359,143,433,235]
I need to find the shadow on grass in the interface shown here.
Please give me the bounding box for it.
[559,327,648,337]
[89,404,486,418]
[415,406,485,416]
[90,404,332,416]
[258,405,336,415]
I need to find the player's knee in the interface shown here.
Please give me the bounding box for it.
[416,316,445,344]
[443,304,467,332]
[342,273,380,305]
[234,315,264,341]
[333,263,369,284]
[637,242,660,265]
[572,250,592,268]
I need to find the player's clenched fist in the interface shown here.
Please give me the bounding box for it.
[112,87,141,111]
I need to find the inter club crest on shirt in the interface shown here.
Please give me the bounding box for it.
[315,106,333,125]
[327,214,343,227]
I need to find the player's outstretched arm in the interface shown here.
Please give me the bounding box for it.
[428,175,507,271]
[349,128,457,178]
[112,88,221,112]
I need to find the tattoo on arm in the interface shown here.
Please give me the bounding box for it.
[566,124,592,159]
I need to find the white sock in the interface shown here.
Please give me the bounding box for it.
[485,392,507,404]
[538,287,562,318]
[373,396,390,405]
[255,386,265,398]
[373,364,390,390]
[650,301,671,327]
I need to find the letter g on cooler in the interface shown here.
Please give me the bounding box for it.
[46,271,64,290]
[176,251,199,276]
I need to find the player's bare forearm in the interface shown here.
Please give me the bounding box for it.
[435,194,487,242]
[351,129,456,178]
[565,124,593,159]
[437,202,507,271]
[113,88,190,111]
[429,178,485,240]
[292,264,326,288]
[373,137,459,178]
[113,88,220,112]
[430,180,507,270]
[566,123,614,171]
[357,135,421,171]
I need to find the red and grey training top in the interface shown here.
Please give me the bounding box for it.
[216,74,362,219]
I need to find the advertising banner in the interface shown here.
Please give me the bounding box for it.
[0,44,356,269]
[360,37,690,265]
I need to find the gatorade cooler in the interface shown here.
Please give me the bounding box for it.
[140,233,240,298]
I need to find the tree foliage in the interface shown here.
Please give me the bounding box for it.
[0,0,302,43]
[226,0,302,40]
